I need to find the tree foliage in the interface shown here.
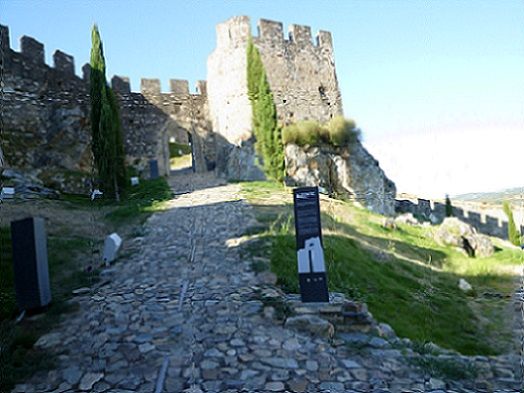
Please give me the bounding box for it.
[502,201,521,246]
[90,25,126,199]
[246,39,284,182]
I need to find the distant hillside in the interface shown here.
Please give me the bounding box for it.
[454,187,524,205]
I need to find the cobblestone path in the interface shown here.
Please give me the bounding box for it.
[13,174,522,392]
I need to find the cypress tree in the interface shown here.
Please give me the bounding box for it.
[90,25,126,199]
[98,88,114,194]
[107,87,127,195]
[503,201,521,246]
[445,194,453,217]
[246,39,284,181]
[90,25,105,175]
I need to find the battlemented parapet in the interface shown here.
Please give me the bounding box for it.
[2,24,215,192]
[395,198,522,240]
[115,77,214,174]
[207,16,342,146]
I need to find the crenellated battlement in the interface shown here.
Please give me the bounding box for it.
[208,16,341,145]
[170,79,189,94]
[111,75,131,93]
[215,16,334,52]
[1,24,83,84]
[20,35,45,63]
[139,78,207,96]
[53,50,75,75]
[0,24,9,51]
[288,24,312,46]
[257,19,284,45]
[4,15,343,187]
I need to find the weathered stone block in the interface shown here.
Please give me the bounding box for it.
[53,50,74,75]
[289,24,312,46]
[102,233,122,265]
[141,78,161,95]
[82,63,91,82]
[170,79,189,94]
[257,19,283,44]
[111,75,131,94]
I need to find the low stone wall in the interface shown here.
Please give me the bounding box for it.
[396,198,524,240]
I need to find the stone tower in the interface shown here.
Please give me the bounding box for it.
[207,16,343,146]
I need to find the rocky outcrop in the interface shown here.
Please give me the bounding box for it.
[285,142,396,216]
[1,168,60,199]
[215,137,266,181]
[434,217,494,257]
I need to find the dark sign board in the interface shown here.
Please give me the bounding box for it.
[149,159,159,179]
[293,187,329,303]
[11,217,52,310]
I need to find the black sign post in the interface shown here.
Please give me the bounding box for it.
[293,187,329,303]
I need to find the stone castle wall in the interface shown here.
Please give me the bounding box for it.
[2,18,397,217]
[207,16,342,146]
[112,77,215,176]
[2,25,93,192]
[1,25,214,193]
[396,198,524,240]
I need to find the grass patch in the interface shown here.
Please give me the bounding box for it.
[240,181,523,355]
[0,226,97,392]
[104,177,173,225]
[170,154,192,170]
[169,142,191,157]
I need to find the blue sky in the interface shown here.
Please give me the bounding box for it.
[2,0,523,198]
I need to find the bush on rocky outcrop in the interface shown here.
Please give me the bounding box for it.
[282,116,360,147]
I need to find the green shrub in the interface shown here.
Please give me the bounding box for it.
[282,116,360,147]
[281,123,298,145]
[327,116,359,146]
[282,121,328,146]
[503,201,521,246]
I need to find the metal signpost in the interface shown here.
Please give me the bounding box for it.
[293,187,329,303]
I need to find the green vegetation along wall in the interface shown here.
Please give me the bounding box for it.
[246,38,284,182]
[503,201,521,246]
[90,25,127,199]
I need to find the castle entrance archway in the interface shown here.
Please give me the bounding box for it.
[168,131,194,174]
